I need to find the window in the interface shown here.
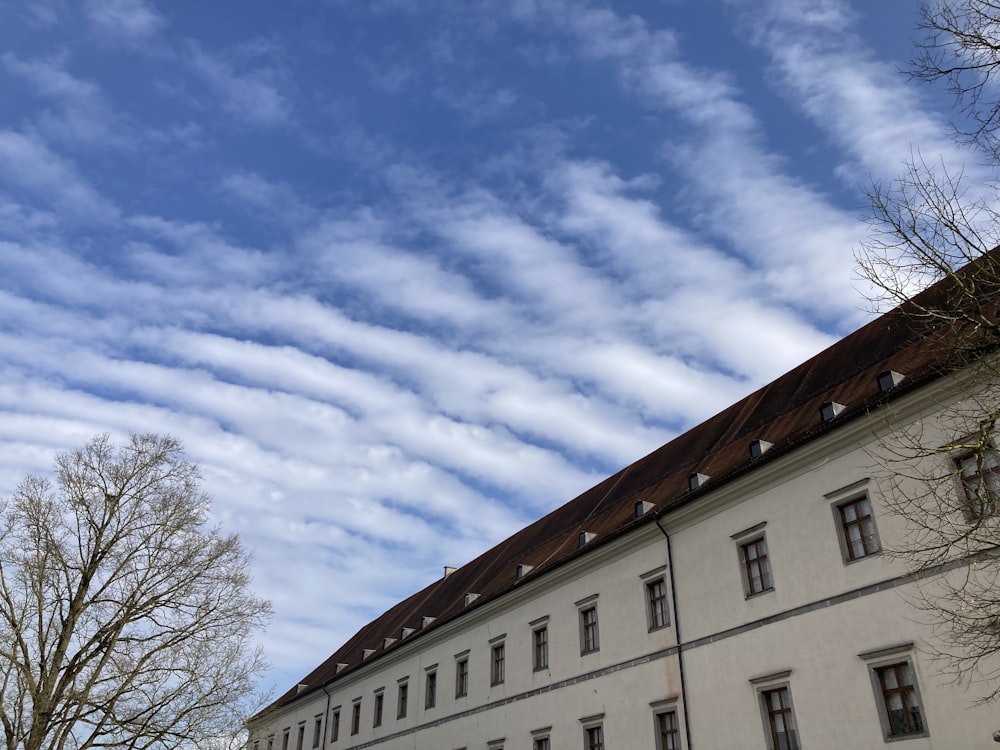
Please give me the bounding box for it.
[655,710,681,750]
[491,643,505,685]
[533,739,550,750]
[425,669,437,709]
[646,577,670,630]
[296,725,304,750]
[956,447,1000,517]
[580,607,599,654]
[874,661,926,739]
[740,536,773,596]
[268,737,274,750]
[373,691,383,728]
[397,682,408,719]
[533,626,549,671]
[837,494,880,561]
[350,702,361,736]
[585,725,604,750]
[455,656,469,698]
[329,710,340,743]
[312,717,322,748]
[761,687,799,750]
[282,731,289,750]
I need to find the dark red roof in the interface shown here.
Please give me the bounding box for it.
[263,260,995,714]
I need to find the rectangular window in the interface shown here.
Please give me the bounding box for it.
[875,662,926,738]
[312,718,322,748]
[268,737,274,750]
[491,643,505,685]
[350,703,360,736]
[656,710,680,750]
[740,536,773,595]
[397,682,408,719]
[585,725,604,750]
[837,494,880,561]
[373,692,383,728]
[282,731,289,750]
[580,607,600,654]
[330,710,340,743]
[762,687,799,750]
[425,670,437,709]
[455,657,469,698]
[533,738,550,750]
[296,725,304,750]
[956,447,1000,517]
[533,626,549,671]
[646,578,670,630]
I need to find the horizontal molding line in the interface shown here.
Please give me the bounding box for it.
[336,553,979,749]
[338,644,677,750]
[681,552,978,652]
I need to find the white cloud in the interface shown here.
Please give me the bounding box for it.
[2,53,133,148]
[727,0,970,185]
[0,131,119,222]
[83,0,165,41]
[186,43,291,126]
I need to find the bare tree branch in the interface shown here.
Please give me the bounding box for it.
[0,434,271,750]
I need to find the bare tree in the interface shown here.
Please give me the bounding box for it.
[858,0,1000,705]
[0,433,271,750]
[912,0,1000,157]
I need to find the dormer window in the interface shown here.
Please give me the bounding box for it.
[635,500,655,517]
[688,473,710,491]
[578,531,597,547]
[820,401,846,423]
[750,440,773,459]
[877,370,905,393]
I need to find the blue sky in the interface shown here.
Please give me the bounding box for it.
[0,0,976,695]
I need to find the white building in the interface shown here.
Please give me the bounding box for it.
[247,276,1000,749]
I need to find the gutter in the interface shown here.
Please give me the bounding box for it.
[655,513,693,750]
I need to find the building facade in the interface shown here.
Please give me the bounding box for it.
[248,283,1000,749]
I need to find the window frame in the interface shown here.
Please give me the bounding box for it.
[296,724,305,750]
[329,708,340,744]
[645,576,670,631]
[533,624,549,671]
[397,680,408,720]
[584,724,604,750]
[372,689,383,728]
[739,535,773,597]
[578,597,600,655]
[761,686,799,750]
[312,716,322,748]
[954,445,1000,519]
[835,492,881,562]
[653,706,682,750]
[490,641,505,686]
[860,643,929,742]
[350,700,361,736]
[455,653,469,698]
[424,667,437,710]
[531,726,552,750]
[749,671,799,750]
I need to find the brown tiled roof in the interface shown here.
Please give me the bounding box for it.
[262,262,995,714]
